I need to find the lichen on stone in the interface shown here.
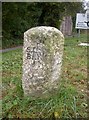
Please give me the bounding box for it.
[22,26,64,98]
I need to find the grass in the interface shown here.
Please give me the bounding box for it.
[1,34,88,119]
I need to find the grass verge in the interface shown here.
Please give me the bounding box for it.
[2,34,88,119]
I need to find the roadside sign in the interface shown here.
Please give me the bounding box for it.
[75,13,89,29]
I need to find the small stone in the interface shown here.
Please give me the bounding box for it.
[81,89,84,92]
[81,80,85,84]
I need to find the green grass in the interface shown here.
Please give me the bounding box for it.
[2,34,88,119]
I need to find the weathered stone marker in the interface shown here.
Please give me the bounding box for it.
[22,26,64,97]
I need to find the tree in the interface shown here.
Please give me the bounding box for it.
[2,2,83,48]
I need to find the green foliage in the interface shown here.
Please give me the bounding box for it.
[2,2,82,48]
[2,38,23,49]
[2,34,87,118]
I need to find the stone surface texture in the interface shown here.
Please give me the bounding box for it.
[22,26,64,97]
